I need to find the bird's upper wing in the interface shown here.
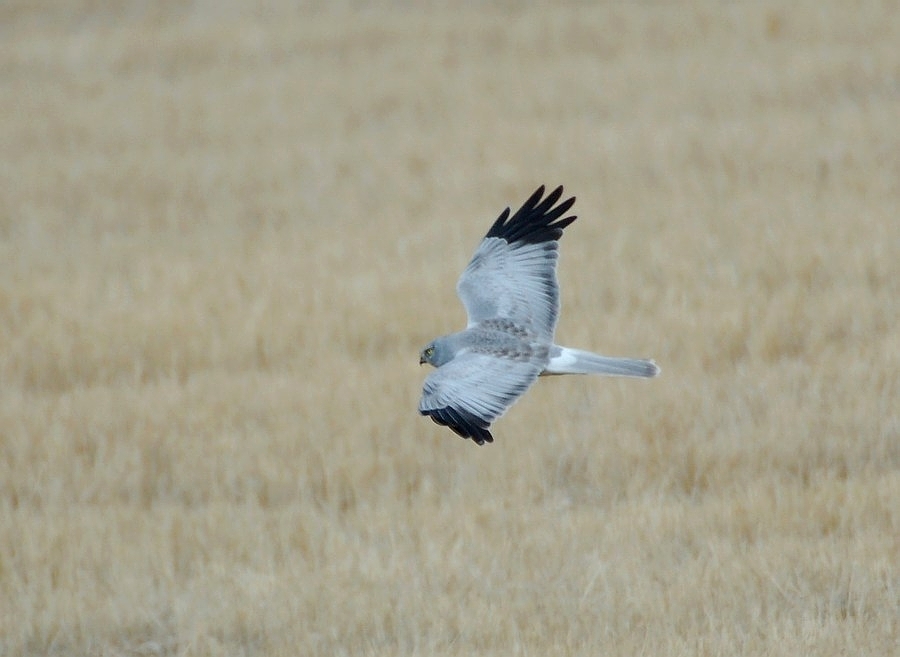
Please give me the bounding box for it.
[456,185,576,341]
[418,352,542,445]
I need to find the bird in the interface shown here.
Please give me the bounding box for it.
[418,185,659,445]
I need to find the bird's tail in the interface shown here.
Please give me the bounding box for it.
[543,346,660,378]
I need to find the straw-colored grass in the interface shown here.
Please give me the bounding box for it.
[1,2,898,655]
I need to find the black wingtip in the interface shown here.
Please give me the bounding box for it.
[422,407,494,445]
[485,185,577,245]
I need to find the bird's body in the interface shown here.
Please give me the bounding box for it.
[443,320,549,364]
[419,185,659,445]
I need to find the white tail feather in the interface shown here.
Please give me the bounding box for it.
[543,346,660,378]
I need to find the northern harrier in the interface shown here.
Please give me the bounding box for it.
[418,185,659,445]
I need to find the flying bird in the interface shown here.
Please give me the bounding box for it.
[418,185,659,445]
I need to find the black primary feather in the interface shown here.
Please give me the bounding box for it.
[422,406,494,445]
[484,185,577,245]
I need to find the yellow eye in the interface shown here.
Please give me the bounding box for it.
[424,346,434,357]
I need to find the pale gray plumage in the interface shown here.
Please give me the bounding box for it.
[419,185,659,445]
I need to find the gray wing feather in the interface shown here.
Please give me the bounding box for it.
[455,186,576,340]
[418,353,542,444]
[457,240,561,338]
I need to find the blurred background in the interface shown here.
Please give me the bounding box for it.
[1,2,898,655]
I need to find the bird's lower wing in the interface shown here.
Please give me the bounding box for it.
[419,353,542,445]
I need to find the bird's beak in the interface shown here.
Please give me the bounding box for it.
[419,356,426,365]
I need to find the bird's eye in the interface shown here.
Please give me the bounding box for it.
[425,347,434,357]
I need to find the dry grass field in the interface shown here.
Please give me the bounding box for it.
[2,1,899,655]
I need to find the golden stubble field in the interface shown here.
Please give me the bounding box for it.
[1,2,898,655]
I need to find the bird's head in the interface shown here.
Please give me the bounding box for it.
[420,338,456,367]
[419,342,437,367]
